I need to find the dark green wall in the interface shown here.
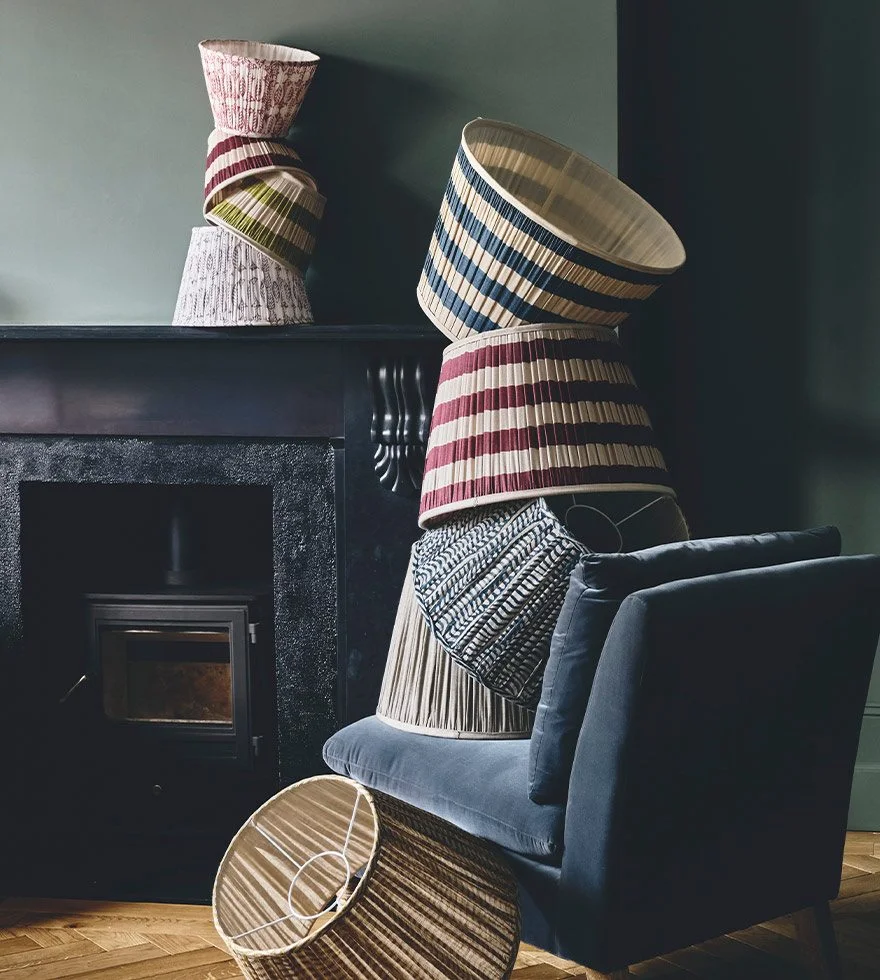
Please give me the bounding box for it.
[0,0,616,324]
[618,0,880,827]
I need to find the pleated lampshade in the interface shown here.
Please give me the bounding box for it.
[199,40,319,138]
[204,129,317,212]
[205,169,325,275]
[376,564,534,739]
[419,322,675,528]
[417,118,685,341]
[213,776,519,980]
[172,226,312,326]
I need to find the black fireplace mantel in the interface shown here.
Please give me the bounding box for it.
[0,324,440,342]
[0,324,443,439]
[0,323,446,731]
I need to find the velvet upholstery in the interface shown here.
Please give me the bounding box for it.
[556,556,880,969]
[323,715,565,860]
[529,526,842,803]
[325,554,879,971]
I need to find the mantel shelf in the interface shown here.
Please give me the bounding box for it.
[0,324,443,343]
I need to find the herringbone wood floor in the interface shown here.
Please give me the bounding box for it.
[1,833,879,978]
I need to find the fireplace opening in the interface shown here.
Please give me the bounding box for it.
[17,481,277,901]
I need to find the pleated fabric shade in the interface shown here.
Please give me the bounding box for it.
[199,40,319,138]
[204,129,317,212]
[376,564,534,738]
[419,322,675,528]
[205,169,325,274]
[417,118,685,341]
[172,226,312,326]
[213,775,520,980]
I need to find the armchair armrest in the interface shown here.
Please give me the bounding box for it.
[555,556,880,971]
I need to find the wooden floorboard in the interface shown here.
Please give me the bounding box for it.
[1,832,878,977]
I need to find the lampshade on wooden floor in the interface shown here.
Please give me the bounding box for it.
[213,775,520,980]
[377,564,534,738]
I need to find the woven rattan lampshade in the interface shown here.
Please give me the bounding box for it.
[419,322,674,527]
[417,118,685,341]
[377,564,533,738]
[172,226,312,326]
[213,775,520,980]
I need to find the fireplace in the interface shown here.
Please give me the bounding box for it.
[0,324,443,902]
[86,591,271,769]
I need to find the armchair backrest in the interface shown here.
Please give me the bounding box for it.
[557,555,880,971]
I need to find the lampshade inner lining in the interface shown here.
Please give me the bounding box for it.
[465,121,685,272]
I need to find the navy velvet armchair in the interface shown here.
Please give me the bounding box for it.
[325,554,880,977]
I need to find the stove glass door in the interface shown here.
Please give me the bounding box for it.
[99,625,233,725]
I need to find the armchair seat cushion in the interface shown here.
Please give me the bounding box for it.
[323,716,565,862]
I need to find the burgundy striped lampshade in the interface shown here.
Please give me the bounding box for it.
[418,323,674,528]
[204,129,317,212]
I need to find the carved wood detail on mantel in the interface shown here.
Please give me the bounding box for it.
[368,357,436,497]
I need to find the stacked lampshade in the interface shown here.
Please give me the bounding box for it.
[173,40,325,326]
[377,118,688,737]
[417,118,686,341]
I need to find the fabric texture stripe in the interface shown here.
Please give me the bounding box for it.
[418,323,675,527]
[417,118,685,341]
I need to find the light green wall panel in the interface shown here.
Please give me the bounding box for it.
[0,0,617,325]
[806,0,880,829]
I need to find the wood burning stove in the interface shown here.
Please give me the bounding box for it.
[86,591,271,771]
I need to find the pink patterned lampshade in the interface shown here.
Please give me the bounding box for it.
[199,39,319,138]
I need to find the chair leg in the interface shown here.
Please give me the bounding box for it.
[793,902,843,980]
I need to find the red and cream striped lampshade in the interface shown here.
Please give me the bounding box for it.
[418,322,674,528]
[204,130,317,212]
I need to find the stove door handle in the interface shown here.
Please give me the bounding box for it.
[59,673,90,704]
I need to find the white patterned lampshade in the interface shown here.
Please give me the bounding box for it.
[172,226,313,327]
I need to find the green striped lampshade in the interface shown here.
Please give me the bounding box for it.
[205,170,325,275]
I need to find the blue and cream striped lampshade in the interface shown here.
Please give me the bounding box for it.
[417,118,686,341]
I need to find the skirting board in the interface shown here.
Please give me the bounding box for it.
[849,708,880,830]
